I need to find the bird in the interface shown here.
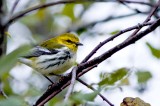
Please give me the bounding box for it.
[19,33,83,83]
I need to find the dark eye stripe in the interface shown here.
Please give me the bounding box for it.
[66,39,72,43]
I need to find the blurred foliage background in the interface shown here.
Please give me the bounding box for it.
[0,0,159,105]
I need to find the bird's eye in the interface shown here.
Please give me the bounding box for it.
[66,39,72,43]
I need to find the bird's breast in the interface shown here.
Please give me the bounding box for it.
[34,48,76,75]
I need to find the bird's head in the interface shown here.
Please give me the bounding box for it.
[56,33,83,52]
[40,33,83,52]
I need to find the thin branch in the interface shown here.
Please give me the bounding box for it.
[120,0,154,7]
[118,1,143,13]
[126,0,160,39]
[77,78,114,106]
[35,18,160,106]
[9,0,20,16]
[5,0,156,29]
[64,67,77,103]
[5,0,78,27]
[35,65,97,106]
[68,12,144,32]
[81,21,153,63]
[82,0,160,63]
[6,0,106,28]
[119,0,160,19]
[78,18,160,78]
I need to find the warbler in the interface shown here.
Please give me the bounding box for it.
[19,33,83,82]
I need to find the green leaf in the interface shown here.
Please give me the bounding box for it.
[77,27,87,35]
[146,42,160,58]
[62,4,75,21]
[119,77,130,86]
[99,68,128,86]
[48,97,61,106]
[36,9,46,20]
[0,96,27,106]
[2,76,13,95]
[71,91,98,104]
[0,45,31,77]
[136,71,152,84]
[109,30,120,35]
[82,92,98,101]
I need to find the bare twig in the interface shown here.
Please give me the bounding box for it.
[35,65,97,106]
[64,67,77,103]
[77,78,114,106]
[78,18,160,78]
[6,0,105,28]
[118,1,142,13]
[144,0,160,23]
[120,0,154,7]
[126,0,160,39]
[119,0,160,19]
[81,21,153,63]
[5,0,156,29]
[5,0,78,27]
[68,12,146,32]
[9,0,20,16]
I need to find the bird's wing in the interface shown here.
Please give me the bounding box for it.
[22,37,65,59]
[40,38,64,49]
[22,46,60,59]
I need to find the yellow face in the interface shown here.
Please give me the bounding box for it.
[57,33,83,52]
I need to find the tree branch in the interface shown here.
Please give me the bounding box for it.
[68,12,144,32]
[35,65,97,106]
[120,0,154,7]
[34,18,160,105]
[0,0,6,56]
[77,78,114,106]
[9,0,20,17]
[6,0,106,28]
[64,67,77,103]
[5,0,156,28]
[118,1,144,14]
[78,18,160,79]
[81,22,153,63]
[126,0,160,39]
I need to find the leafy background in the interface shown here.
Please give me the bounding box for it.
[0,0,159,105]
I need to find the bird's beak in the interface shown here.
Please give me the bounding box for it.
[76,42,83,46]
